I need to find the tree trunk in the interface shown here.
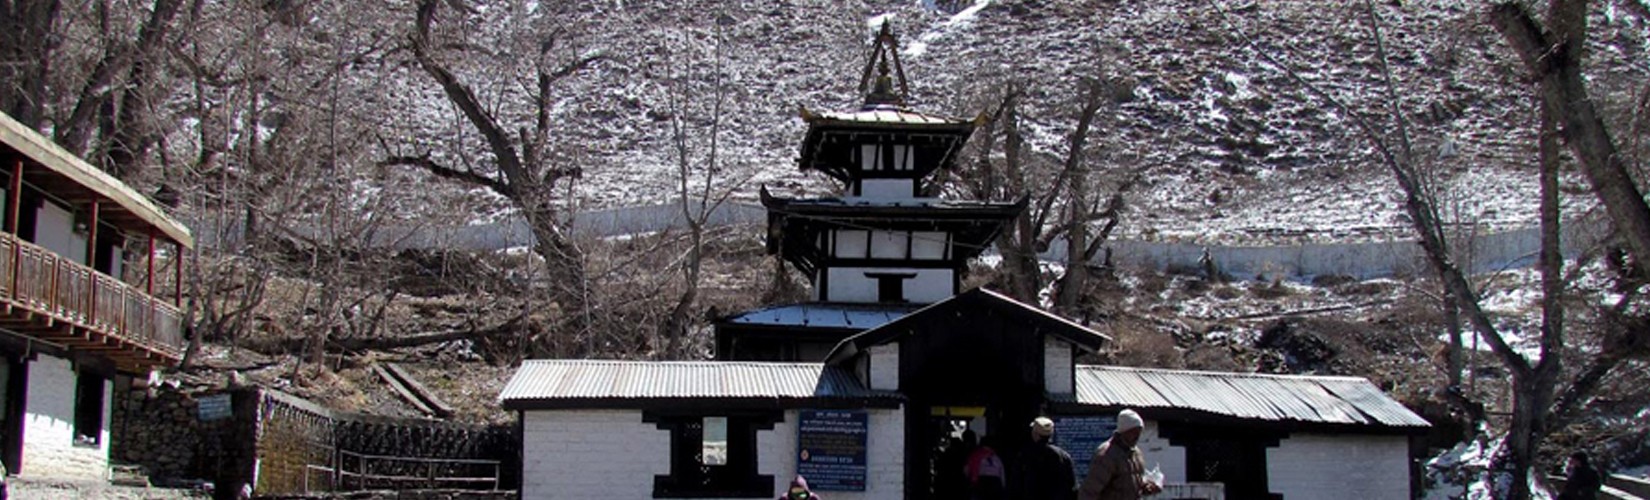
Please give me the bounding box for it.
[0,0,61,128]
[998,89,1041,303]
[1054,80,1108,314]
[522,204,589,353]
[1492,1,1650,279]
[100,0,184,179]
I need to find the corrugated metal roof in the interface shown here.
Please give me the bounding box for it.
[1073,365,1429,429]
[499,360,897,406]
[724,303,919,329]
[812,107,969,126]
[777,198,1020,210]
[0,111,194,247]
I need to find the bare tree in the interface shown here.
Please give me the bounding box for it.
[55,0,185,181]
[964,74,1139,312]
[658,16,747,359]
[0,0,62,128]
[395,0,603,355]
[1205,0,1650,496]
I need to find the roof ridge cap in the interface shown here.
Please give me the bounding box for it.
[1076,364,1370,382]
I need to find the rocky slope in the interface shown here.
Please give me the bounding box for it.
[340,0,1647,242]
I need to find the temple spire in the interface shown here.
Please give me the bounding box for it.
[858,21,910,108]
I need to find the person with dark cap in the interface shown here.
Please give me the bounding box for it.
[1557,452,1602,500]
[780,476,820,500]
[1017,416,1078,500]
[1078,409,1161,500]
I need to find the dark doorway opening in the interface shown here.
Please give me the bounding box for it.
[1,353,25,475]
[898,328,1047,500]
[927,414,974,500]
[1162,422,1285,500]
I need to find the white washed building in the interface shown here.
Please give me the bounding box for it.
[501,23,1428,500]
[0,112,193,480]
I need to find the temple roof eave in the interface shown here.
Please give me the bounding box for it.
[799,106,982,130]
[760,189,1027,218]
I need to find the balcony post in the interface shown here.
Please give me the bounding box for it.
[86,200,98,325]
[146,230,155,295]
[8,158,21,300]
[50,257,59,313]
[174,240,183,306]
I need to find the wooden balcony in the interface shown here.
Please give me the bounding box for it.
[0,231,182,373]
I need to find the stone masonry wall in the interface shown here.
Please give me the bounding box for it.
[114,385,516,496]
[111,383,245,483]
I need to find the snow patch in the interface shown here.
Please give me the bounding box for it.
[1423,438,1499,500]
[903,0,992,58]
[948,0,992,24]
[1224,71,1255,100]
[867,12,895,28]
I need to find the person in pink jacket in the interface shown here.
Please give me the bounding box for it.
[780,475,820,500]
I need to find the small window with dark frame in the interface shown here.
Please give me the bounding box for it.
[73,371,105,446]
[648,412,778,498]
[865,272,917,303]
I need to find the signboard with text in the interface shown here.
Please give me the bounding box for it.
[796,410,868,491]
[1054,415,1117,480]
[197,394,233,422]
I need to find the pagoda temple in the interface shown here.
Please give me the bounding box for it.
[500,23,1429,500]
[715,23,1025,362]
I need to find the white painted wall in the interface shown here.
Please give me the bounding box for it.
[869,344,899,391]
[521,408,906,500]
[21,354,111,480]
[834,230,869,259]
[830,230,948,261]
[825,267,952,303]
[910,232,948,260]
[1267,433,1410,500]
[764,409,905,500]
[106,241,123,278]
[1134,420,1187,485]
[1043,339,1072,396]
[869,231,909,260]
[858,179,913,199]
[521,410,670,499]
[36,201,88,264]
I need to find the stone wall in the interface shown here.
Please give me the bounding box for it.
[110,383,248,484]
[114,385,516,496]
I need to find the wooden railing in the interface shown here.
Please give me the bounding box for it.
[305,450,501,492]
[0,231,183,357]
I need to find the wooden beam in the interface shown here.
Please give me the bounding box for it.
[8,158,21,301]
[145,230,155,295]
[73,344,129,352]
[173,240,183,306]
[384,362,455,418]
[373,363,436,416]
[86,200,98,325]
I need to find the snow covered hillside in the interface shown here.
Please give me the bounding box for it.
[334,0,1645,244]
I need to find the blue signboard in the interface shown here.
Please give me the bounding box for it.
[797,410,868,491]
[1054,415,1117,480]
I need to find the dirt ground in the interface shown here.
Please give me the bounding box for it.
[7,477,207,499]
